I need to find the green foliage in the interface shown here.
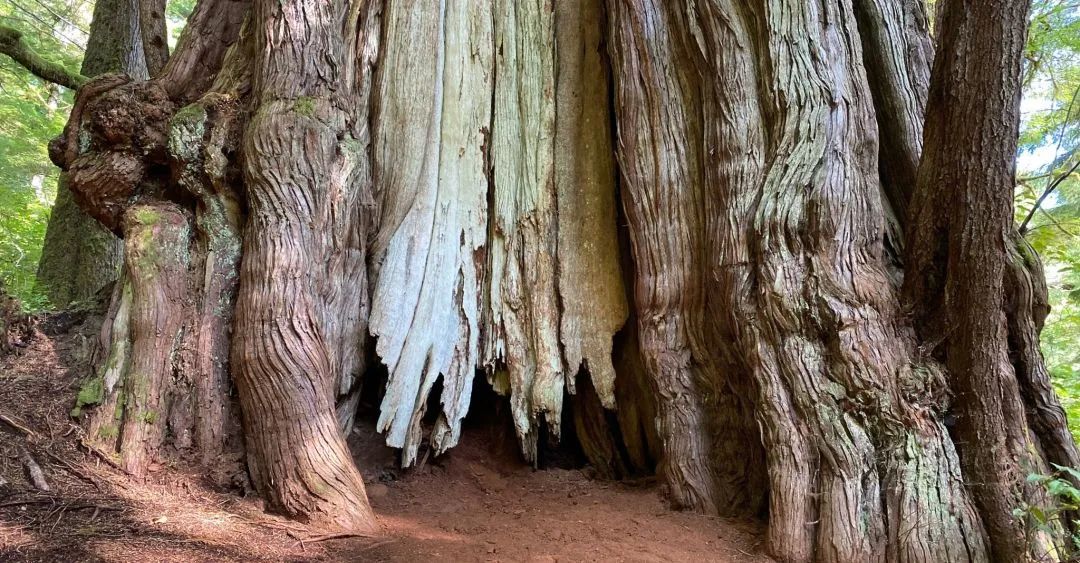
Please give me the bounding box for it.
[1014,465,1080,556]
[0,0,88,307]
[165,0,194,48]
[0,0,192,309]
[1021,0,1080,153]
[1018,1,1080,441]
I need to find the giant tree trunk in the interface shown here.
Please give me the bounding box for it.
[230,0,380,531]
[608,1,988,560]
[52,0,1080,558]
[64,0,250,474]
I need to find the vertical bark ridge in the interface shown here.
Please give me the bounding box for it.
[50,0,1080,549]
[611,0,990,560]
[906,0,1059,558]
[744,1,889,557]
[1006,234,1080,483]
[158,0,250,102]
[691,0,771,518]
[138,0,169,76]
[325,0,381,435]
[554,0,628,411]
[607,0,725,514]
[232,0,378,531]
[741,1,987,560]
[852,0,932,242]
[166,24,253,461]
[117,203,190,476]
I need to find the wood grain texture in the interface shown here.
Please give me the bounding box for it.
[554,0,627,410]
[369,0,493,466]
[117,203,190,476]
[49,0,1080,550]
[232,0,378,531]
[369,0,628,466]
[484,0,562,458]
[608,0,726,515]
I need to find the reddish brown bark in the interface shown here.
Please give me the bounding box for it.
[904,0,1075,559]
[230,0,379,532]
[116,203,190,475]
[608,1,993,561]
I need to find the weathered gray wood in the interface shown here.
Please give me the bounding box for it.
[483,0,561,459]
[369,0,493,466]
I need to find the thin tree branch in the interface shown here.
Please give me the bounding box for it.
[0,25,85,89]
[1020,156,1080,233]
[28,0,89,36]
[1019,83,1080,232]
[1036,207,1078,238]
[6,1,85,49]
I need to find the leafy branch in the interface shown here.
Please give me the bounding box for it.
[1020,155,1080,233]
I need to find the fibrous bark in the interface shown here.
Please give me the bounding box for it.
[58,0,249,478]
[608,1,995,561]
[231,0,380,531]
[905,0,1078,559]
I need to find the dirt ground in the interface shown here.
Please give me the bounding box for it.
[0,314,771,562]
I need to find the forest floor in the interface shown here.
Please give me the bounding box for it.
[0,313,771,562]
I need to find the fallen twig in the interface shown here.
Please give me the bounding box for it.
[77,439,128,475]
[0,412,38,439]
[296,531,377,544]
[42,449,103,489]
[19,446,49,491]
[64,503,123,511]
[356,538,397,553]
[0,499,53,509]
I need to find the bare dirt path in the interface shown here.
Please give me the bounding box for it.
[0,318,771,562]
